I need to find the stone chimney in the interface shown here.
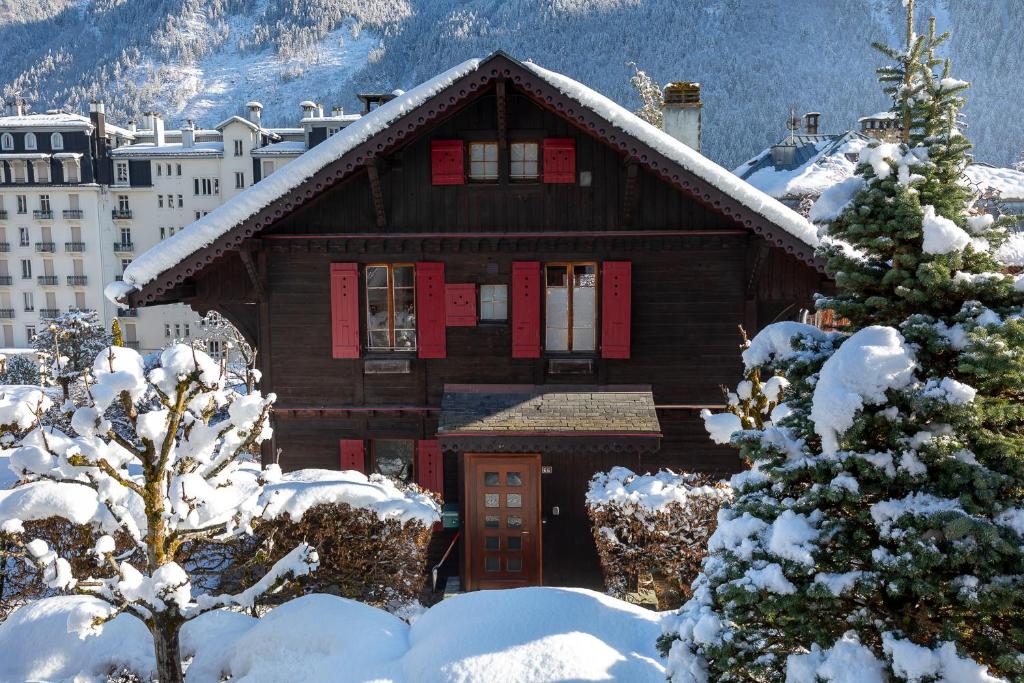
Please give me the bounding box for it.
[13,96,26,117]
[152,112,165,146]
[660,82,702,153]
[182,119,195,147]
[128,120,137,134]
[89,101,106,139]
[804,112,821,135]
[317,103,324,118]
[246,101,263,126]
[300,100,317,119]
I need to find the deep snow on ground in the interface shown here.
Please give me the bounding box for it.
[0,588,667,682]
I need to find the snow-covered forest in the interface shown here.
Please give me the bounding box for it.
[2,0,1024,169]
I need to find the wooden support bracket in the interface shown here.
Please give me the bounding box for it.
[366,163,387,229]
[238,248,266,302]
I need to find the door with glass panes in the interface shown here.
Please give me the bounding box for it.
[464,454,541,590]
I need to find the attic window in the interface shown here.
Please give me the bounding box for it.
[844,152,860,163]
[510,142,539,180]
[469,142,498,182]
[24,133,36,151]
[50,132,63,150]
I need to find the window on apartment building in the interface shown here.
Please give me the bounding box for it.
[121,258,131,274]
[372,440,415,484]
[16,195,26,214]
[174,323,181,338]
[468,142,499,181]
[193,178,218,195]
[234,171,244,189]
[119,228,132,246]
[23,292,32,312]
[74,291,85,310]
[158,195,164,208]
[18,227,28,246]
[0,133,11,151]
[38,195,50,213]
[176,164,182,176]
[20,259,31,279]
[65,162,79,183]
[50,133,63,151]
[545,262,597,352]
[234,139,243,156]
[118,195,130,213]
[480,284,508,321]
[164,323,171,338]
[261,160,275,177]
[115,161,129,185]
[365,264,416,351]
[68,194,79,211]
[194,211,209,220]
[24,133,36,151]
[509,141,539,180]
[35,163,49,183]
[169,227,176,236]
[12,161,25,183]
[207,339,222,359]
[25,325,35,341]
[156,163,162,177]
[184,323,190,337]
[177,194,183,207]
[159,227,165,240]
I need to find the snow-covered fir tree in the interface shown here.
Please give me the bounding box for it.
[662,4,1023,681]
[33,310,112,402]
[0,344,318,683]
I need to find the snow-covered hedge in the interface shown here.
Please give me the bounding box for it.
[585,467,732,609]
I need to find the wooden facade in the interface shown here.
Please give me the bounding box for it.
[126,53,829,591]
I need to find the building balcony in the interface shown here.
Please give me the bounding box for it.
[65,241,86,252]
[111,209,132,220]
[63,209,84,219]
[0,308,14,319]
[0,210,7,219]
[39,308,60,318]
[117,307,138,318]
[113,242,134,252]
[0,276,12,286]
[33,210,53,219]
[67,275,88,286]
[114,274,123,281]
[0,242,9,252]
[37,275,58,286]
[35,242,56,253]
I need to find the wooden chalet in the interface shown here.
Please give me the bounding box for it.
[115,52,828,591]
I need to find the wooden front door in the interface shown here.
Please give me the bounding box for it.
[464,454,542,590]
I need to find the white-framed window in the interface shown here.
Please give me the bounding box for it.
[156,163,162,176]
[0,133,12,150]
[468,141,499,181]
[114,161,129,185]
[480,284,508,321]
[157,195,164,208]
[119,227,132,245]
[176,164,182,176]
[18,227,28,246]
[25,325,35,341]
[184,323,190,337]
[166,164,172,176]
[23,291,33,311]
[193,178,218,195]
[261,160,275,177]
[50,132,63,150]
[38,195,50,213]
[15,195,27,214]
[164,323,171,338]
[24,133,36,151]
[20,259,31,279]
[233,139,243,156]
[120,258,131,274]
[34,161,49,184]
[169,226,176,236]
[234,171,244,189]
[365,264,416,351]
[510,141,539,180]
[545,262,597,352]
[176,194,183,207]
[174,323,181,338]
[118,195,130,213]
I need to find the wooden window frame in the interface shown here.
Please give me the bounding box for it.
[468,141,500,183]
[479,283,509,322]
[509,140,540,182]
[365,263,417,352]
[370,439,416,484]
[544,261,598,354]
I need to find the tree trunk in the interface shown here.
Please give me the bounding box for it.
[152,617,184,683]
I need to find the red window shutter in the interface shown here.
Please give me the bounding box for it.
[431,140,464,185]
[511,261,541,358]
[416,262,446,358]
[543,138,576,184]
[330,263,360,359]
[340,439,365,472]
[445,283,476,327]
[601,261,632,359]
[416,439,444,496]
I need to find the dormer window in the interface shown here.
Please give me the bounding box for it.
[0,134,12,151]
[468,142,499,182]
[510,141,539,181]
[24,133,36,150]
[50,132,63,150]
[114,161,129,186]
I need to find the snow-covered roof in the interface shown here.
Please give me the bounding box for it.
[964,163,1024,200]
[110,141,224,158]
[858,111,899,122]
[735,131,871,200]
[215,115,264,133]
[108,54,820,303]
[0,112,93,131]
[0,153,51,161]
[251,140,306,156]
[301,114,361,125]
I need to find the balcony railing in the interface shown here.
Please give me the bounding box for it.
[33,210,53,219]
[113,242,134,252]
[0,308,14,319]
[37,275,58,286]
[35,242,55,253]
[114,274,124,281]
[124,341,140,350]
[65,242,85,252]
[0,276,12,286]
[62,209,84,219]
[117,307,139,318]
[0,242,9,252]
[39,308,60,318]
[67,275,88,286]
[111,209,132,220]
[0,210,7,219]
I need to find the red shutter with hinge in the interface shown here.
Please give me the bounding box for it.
[543,138,575,184]
[416,262,446,358]
[431,140,464,185]
[330,263,360,359]
[340,439,365,472]
[601,261,632,359]
[445,284,476,327]
[512,261,541,358]
[416,440,444,497]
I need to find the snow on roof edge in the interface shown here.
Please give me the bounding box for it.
[110,55,819,305]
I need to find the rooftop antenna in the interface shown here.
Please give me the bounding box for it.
[786,105,801,141]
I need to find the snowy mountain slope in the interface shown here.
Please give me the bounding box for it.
[0,0,1021,169]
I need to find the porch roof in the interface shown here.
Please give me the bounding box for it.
[438,384,661,454]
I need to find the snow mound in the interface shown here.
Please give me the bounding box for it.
[586,466,731,511]
[921,205,971,254]
[810,176,866,223]
[742,320,828,369]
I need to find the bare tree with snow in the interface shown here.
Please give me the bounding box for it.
[0,344,318,683]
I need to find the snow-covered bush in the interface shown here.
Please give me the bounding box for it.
[0,353,41,387]
[586,467,731,609]
[0,343,317,683]
[33,309,112,401]
[661,10,1022,682]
